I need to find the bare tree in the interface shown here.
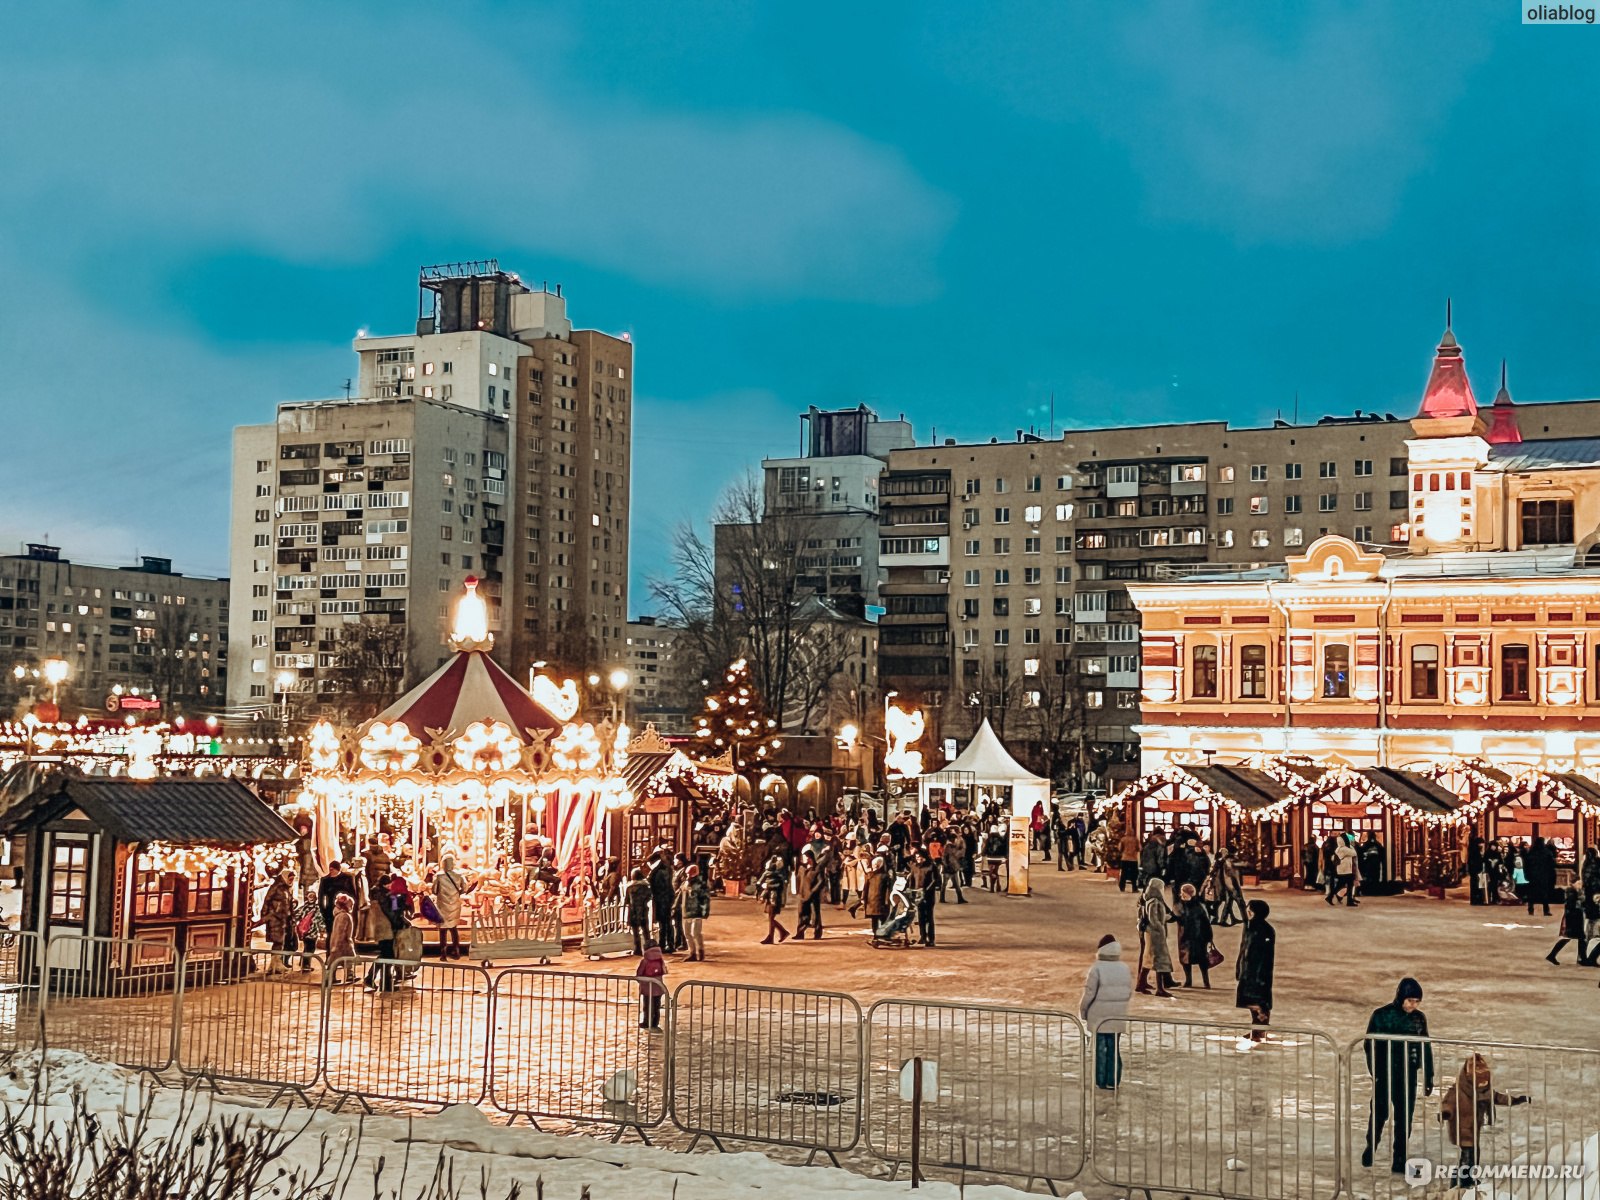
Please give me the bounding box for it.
[327,618,408,723]
[1021,645,1089,785]
[150,604,205,712]
[649,472,829,729]
[785,608,866,732]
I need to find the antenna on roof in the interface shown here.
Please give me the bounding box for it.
[1446,297,1452,331]
[342,378,352,399]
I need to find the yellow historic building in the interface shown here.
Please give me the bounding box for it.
[1114,323,1600,881]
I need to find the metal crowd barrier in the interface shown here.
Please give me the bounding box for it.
[1091,1016,1342,1200]
[321,957,492,1109]
[669,979,864,1163]
[1346,1033,1600,1199]
[0,931,43,1052]
[489,968,667,1138]
[864,999,1088,1189]
[176,947,326,1099]
[39,933,180,1072]
[582,900,633,959]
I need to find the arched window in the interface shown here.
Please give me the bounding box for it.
[1192,644,1218,698]
[1410,643,1440,700]
[1323,644,1351,699]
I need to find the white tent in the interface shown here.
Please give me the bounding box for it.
[918,719,1050,818]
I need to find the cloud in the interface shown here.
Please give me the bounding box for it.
[0,3,954,303]
[921,1,1491,242]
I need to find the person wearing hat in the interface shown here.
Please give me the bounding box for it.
[1234,899,1275,1038]
[1360,977,1434,1174]
[1079,934,1133,1089]
[258,866,298,971]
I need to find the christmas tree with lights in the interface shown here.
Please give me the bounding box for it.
[693,657,782,770]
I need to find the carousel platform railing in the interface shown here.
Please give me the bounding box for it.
[468,900,563,965]
[582,898,634,959]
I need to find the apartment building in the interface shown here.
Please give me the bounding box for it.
[624,616,693,733]
[1,544,227,717]
[227,263,631,715]
[877,324,1600,785]
[760,406,914,608]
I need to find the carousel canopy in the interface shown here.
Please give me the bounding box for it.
[374,650,561,738]
[0,777,297,846]
[939,719,1046,786]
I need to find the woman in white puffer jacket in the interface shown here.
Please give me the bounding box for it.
[1080,934,1133,1090]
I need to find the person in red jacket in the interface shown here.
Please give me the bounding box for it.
[635,943,667,1030]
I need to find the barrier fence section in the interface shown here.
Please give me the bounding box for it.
[670,980,864,1162]
[39,933,180,1072]
[321,957,491,1109]
[489,968,667,1136]
[1345,1033,1600,1199]
[864,1000,1088,1188]
[1090,1016,1341,1200]
[176,947,327,1097]
[0,931,43,1053]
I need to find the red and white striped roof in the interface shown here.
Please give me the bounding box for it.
[373,651,561,739]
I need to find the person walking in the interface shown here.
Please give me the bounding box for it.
[648,850,676,953]
[909,848,937,947]
[326,893,357,985]
[1208,847,1246,927]
[1235,899,1275,1039]
[364,877,414,992]
[315,861,359,961]
[1440,1052,1529,1188]
[1117,826,1141,892]
[1301,838,1321,891]
[1584,891,1600,969]
[1525,836,1557,917]
[624,867,653,955]
[680,864,711,961]
[1080,934,1133,1090]
[1546,887,1588,965]
[1466,834,1486,906]
[258,867,297,971]
[635,942,667,1030]
[1334,833,1360,906]
[1361,977,1433,1175]
[757,853,791,944]
[431,854,468,960]
[981,825,1007,892]
[941,829,968,903]
[1176,882,1214,989]
[1136,877,1175,998]
[1138,830,1167,888]
[862,856,890,936]
[795,847,825,940]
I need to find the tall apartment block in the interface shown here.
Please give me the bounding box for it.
[760,406,915,609]
[1,544,227,717]
[227,262,631,714]
[877,328,1600,787]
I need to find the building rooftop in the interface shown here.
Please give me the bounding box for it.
[1484,436,1600,473]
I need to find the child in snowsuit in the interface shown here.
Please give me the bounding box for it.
[636,943,667,1029]
[1440,1052,1529,1189]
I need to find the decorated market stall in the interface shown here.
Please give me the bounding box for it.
[1108,764,1292,878]
[615,725,731,874]
[1479,771,1600,870]
[0,774,296,982]
[1274,766,1463,889]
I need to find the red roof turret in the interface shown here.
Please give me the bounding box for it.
[1417,306,1477,421]
[1486,359,1522,445]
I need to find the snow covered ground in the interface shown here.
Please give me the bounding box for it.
[0,1049,1065,1200]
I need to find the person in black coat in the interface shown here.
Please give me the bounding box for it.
[1466,834,1485,906]
[1525,836,1557,917]
[1546,887,1588,965]
[1361,977,1434,1174]
[1175,883,1214,988]
[648,850,677,953]
[1235,899,1275,1038]
[1358,833,1386,892]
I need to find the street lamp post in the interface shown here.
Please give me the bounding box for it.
[274,670,296,755]
[42,659,68,706]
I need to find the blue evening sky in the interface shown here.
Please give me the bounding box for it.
[3,2,1597,602]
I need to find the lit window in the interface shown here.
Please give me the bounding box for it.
[1024,505,1042,523]
[1322,644,1351,699]
[1250,529,1270,548]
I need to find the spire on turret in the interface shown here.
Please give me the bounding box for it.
[1417,304,1477,420]
[1486,358,1522,445]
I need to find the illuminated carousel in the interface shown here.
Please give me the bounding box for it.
[294,580,635,898]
